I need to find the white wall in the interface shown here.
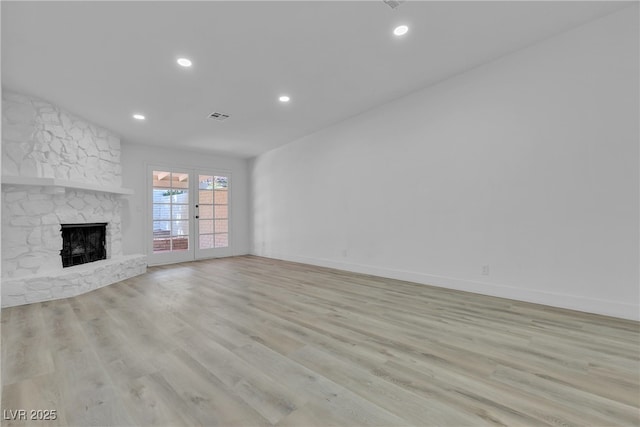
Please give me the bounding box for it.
[251,7,639,320]
[121,143,251,258]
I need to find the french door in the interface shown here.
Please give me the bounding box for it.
[148,167,231,265]
[195,172,231,258]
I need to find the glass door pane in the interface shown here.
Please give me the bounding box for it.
[196,174,231,258]
[152,170,190,253]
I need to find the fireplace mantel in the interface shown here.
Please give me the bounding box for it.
[1,175,134,195]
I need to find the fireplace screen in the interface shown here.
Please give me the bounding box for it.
[60,223,107,268]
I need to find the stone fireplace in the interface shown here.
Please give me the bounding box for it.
[1,90,146,307]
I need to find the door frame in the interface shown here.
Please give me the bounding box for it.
[146,164,233,266]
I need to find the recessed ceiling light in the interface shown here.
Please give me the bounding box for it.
[393,25,409,36]
[279,95,290,102]
[177,58,192,67]
[133,114,145,120]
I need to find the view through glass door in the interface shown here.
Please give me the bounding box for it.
[149,167,231,265]
[150,170,194,264]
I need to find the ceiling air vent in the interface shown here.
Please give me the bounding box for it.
[208,112,230,121]
[383,0,405,10]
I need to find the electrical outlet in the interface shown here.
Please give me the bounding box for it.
[482,265,490,276]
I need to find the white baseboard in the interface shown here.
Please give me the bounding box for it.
[251,251,639,321]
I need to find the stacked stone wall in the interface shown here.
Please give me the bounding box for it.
[2,186,122,278]
[2,91,122,186]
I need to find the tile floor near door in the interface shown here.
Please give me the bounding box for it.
[2,256,639,426]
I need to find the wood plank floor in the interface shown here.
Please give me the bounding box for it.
[2,255,639,426]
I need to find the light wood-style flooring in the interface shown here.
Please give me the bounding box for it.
[2,256,639,426]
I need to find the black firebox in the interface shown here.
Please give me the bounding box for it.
[60,223,107,268]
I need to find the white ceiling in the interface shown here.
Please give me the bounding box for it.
[2,1,630,158]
